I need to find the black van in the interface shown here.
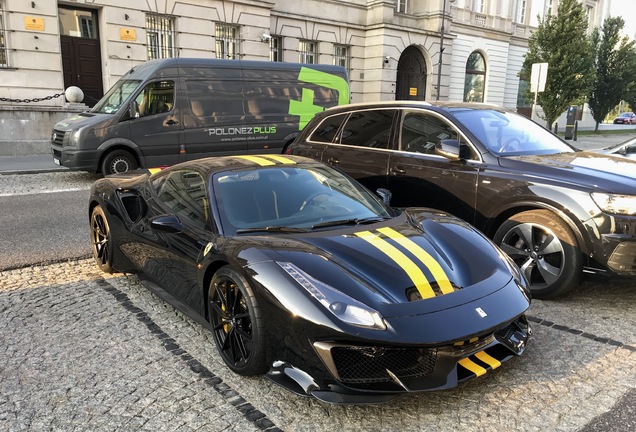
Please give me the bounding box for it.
[51,58,349,175]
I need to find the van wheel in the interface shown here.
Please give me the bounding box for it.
[101,150,138,175]
[493,210,581,299]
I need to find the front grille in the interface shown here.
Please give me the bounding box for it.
[51,129,66,146]
[331,346,437,384]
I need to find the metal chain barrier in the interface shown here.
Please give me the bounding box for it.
[0,92,65,103]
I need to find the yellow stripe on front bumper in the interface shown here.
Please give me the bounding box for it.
[458,357,487,377]
[475,351,502,370]
[235,155,276,166]
[377,227,454,294]
[262,155,297,164]
[354,231,436,299]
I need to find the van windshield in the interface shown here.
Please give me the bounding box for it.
[91,80,142,114]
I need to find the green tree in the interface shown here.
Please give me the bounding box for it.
[521,0,595,128]
[588,17,636,130]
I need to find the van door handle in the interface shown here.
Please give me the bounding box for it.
[166,119,179,125]
[327,157,340,165]
[390,166,406,175]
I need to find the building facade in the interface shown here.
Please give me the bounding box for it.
[0,0,612,154]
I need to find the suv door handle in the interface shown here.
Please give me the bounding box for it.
[327,157,340,165]
[390,166,406,175]
[166,119,179,125]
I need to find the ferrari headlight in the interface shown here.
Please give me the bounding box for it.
[591,193,636,216]
[498,250,530,298]
[278,262,386,330]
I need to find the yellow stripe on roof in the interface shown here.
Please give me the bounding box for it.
[262,155,297,165]
[475,351,501,370]
[354,230,436,299]
[235,155,276,166]
[458,358,487,377]
[377,227,454,294]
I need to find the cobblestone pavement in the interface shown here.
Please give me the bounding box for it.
[2,260,635,431]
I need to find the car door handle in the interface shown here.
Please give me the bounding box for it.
[327,157,340,165]
[166,119,179,125]
[390,166,406,175]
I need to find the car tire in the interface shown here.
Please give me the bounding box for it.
[493,210,581,299]
[101,150,138,175]
[90,205,114,273]
[208,266,267,375]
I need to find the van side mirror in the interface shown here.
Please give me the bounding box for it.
[128,101,139,120]
[434,139,461,160]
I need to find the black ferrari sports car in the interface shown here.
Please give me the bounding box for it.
[89,154,531,404]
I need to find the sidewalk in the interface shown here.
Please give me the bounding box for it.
[0,132,634,175]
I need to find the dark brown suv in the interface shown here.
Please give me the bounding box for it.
[287,101,636,298]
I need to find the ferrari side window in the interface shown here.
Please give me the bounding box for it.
[155,170,209,229]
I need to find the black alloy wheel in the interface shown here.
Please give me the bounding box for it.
[208,266,266,375]
[90,205,114,273]
[494,209,581,299]
[101,150,138,175]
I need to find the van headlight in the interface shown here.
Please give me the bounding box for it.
[591,193,636,216]
[67,129,82,147]
[278,262,387,330]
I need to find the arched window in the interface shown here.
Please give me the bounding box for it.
[463,52,486,102]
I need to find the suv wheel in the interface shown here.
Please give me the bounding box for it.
[493,210,581,299]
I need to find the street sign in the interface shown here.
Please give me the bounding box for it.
[531,62,548,92]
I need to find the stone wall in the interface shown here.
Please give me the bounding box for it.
[0,105,87,156]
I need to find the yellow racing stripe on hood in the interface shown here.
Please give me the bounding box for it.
[377,227,454,294]
[235,155,276,166]
[354,231,436,299]
[262,155,297,164]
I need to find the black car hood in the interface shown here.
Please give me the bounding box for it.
[237,210,513,315]
[500,151,636,193]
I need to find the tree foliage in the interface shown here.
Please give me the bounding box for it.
[588,17,636,130]
[521,0,595,128]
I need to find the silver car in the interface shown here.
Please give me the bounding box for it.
[594,138,636,160]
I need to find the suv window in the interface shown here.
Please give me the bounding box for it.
[152,170,209,229]
[339,109,394,149]
[400,111,459,155]
[308,113,349,143]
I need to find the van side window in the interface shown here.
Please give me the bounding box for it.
[152,170,209,230]
[135,81,175,117]
[186,80,244,120]
[308,113,348,143]
[338,110,394,149]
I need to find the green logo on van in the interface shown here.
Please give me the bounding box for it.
[289,67,350,130]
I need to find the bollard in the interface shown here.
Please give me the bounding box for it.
[573,121,578,141]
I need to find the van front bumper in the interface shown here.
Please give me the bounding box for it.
[51,144,100,172]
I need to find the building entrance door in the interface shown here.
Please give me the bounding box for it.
[396,46,427,101]
[59,7,103,106]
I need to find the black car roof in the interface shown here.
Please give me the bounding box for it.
[319,100,508,115]
[155,155,318,177]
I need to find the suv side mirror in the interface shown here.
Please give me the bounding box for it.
[435,139,461,160]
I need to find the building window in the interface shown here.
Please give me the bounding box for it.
[215,22,240,59]
[473,0,485,14]
[0,2,8,67]
[396,0,408,14]
[146,13,175,60]
[463,51,486,102]
[269,36,283,62]
[299,40,318,64]
[333,44,350,69]
[517,0,526,23]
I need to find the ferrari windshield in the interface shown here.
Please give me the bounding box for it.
[91,79,142,114]
[213,165,392,234]
[451,109,575,156]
